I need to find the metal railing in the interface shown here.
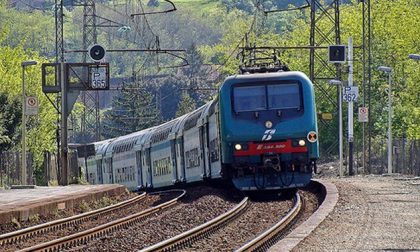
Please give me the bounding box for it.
[0,151,33,187]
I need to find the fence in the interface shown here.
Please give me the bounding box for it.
[43,151,80,185]
[369,138,420,175]
[333,137,420,176]
[0,151,33,188]
[0,150,81,187]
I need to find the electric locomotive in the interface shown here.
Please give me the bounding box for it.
[219,70,319,190]
[80,59,318,192]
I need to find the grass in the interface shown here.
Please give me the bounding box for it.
[79,200,92,213]
[28,214,40,223]
[11,218,21,229]
[171,0,221,14]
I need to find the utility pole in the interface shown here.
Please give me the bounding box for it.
[55,0,68,185]
[348,37,354,175]
[21,60,38,185]
[378,66,393,174]
[387,71,392,174]
[60,61,68,185]
[308,0,341,159]
[329,80,343,177]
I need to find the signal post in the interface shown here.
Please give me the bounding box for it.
[42,45,109,185]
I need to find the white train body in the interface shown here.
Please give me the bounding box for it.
[83,100,222,190]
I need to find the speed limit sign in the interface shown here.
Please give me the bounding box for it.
[25,96,39,115]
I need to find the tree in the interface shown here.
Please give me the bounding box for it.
[147,0,160,7]
[176,91,196,117]
[102,82,161,139]
[0,114,11,146]
[0,92,21,152]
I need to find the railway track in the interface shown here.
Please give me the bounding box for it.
[4,189,185,252]
[0,192,146,247]
[140,196,249,252]
[141,192,302,252]
[235,193,302,252]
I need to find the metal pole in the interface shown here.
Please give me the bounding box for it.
[367,0,372,174]
[388,72,393,174]
[60,62,68,185]
[21,61,37,185]
[339,85,343,176]
[348,37,354,175]
[21,66,26,185]
[362,0,366,175]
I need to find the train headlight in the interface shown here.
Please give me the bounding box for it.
[265,121,273,129]
[298,139,306,146]
[234,144,242,151]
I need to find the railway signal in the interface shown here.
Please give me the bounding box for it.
[88,44,106,62]
[328,45,346,63]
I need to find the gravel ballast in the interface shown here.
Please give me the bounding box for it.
[180,195,294,252]
[68,186,241,251]
[0,191,135,235]
[3,193,166,252]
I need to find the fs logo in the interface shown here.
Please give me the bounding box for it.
[262,129,276,141]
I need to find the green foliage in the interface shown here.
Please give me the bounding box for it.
[176,91,196,117]
[0,114,10,145]
[0,5,55,57]
[28,214,40,223]
[201,0,419,150]
[11,217,21,228]
[102,83,161,139]
[78,200,91,213]
[0,4,57,183]
[0,92,20,151]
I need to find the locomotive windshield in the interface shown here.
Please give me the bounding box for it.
[233,86,266,112]
[233,83,301,113]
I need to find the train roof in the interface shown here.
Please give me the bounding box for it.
[222,71,312,85]
[95,138,114,156]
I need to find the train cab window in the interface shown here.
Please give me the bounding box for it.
[267,84,300,110]
[233,86,266,112]
[233,82,304,120]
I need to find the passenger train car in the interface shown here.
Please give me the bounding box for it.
[82,70,319,191]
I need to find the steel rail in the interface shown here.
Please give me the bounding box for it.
[235,192,302,252]
[0,192,146,246]
[16,189,186,252]
[140,197,249,252]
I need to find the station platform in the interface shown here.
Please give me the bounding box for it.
[271,174,420,251]
[0,184,126,224]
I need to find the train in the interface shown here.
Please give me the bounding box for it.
[80,70,319,191]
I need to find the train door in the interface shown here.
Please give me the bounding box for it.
[199,126,208,178]
[204,122,212,178]
[96,159,103,184]
[208,110,222,178]
[170,139,178,183]
[183,128,204,182]
[135,150,143,188]
[177,136,186,182]
[146,148,153,188]
[103,157,113,184]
